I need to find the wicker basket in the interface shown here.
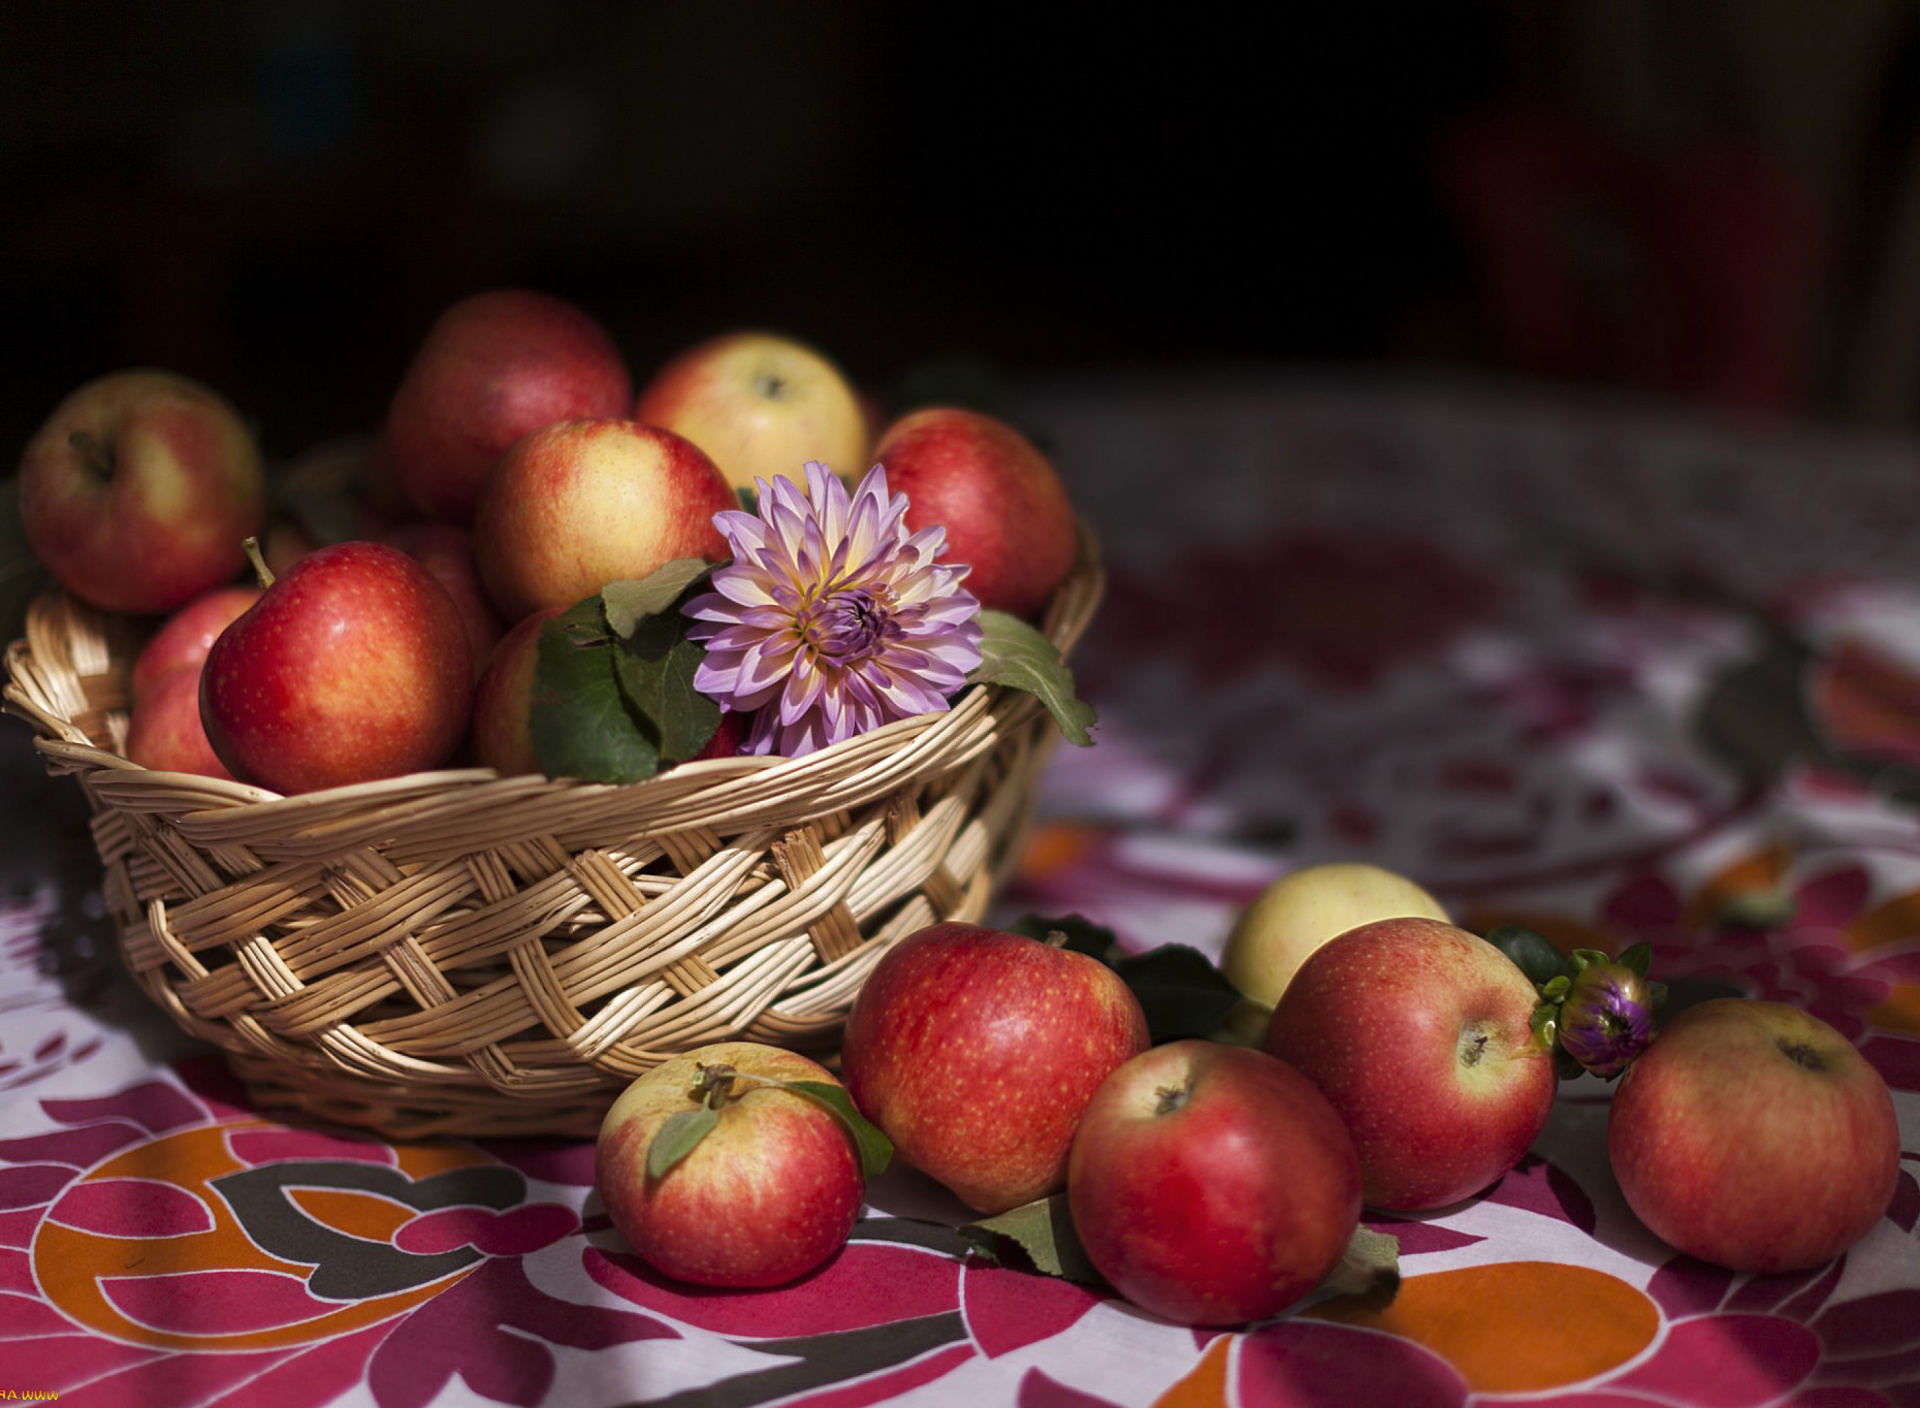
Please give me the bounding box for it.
[1,528,1103,1140]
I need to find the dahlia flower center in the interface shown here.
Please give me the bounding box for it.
[800,585,891,663]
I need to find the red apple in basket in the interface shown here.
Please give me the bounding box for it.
[200,540,473,794]
[127,665,235,780]
[634,331,869,495]
[471,419,735,621]
[383,521,508,680]
[1264,916,1558,1211]
[1069,1040,1362,1326]
[16,369,266,614]
[840,922,1150,1214]
[596,1042,868,1288]
[130,583,264,701]
[872,407,1077,619]
[386,289,633,525]
[1609,998,1901,1273]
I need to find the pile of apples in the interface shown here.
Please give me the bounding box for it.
[593,864,1903,1328]
[13,289,1082,793]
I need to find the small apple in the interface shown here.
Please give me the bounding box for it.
[1222,862,1450,1011]
[383,522,508,680]
[17,369,265,614]
[633,331,868,495]
[471,419,736,621]
[840,922,1150,1214]
[1609,998,1900,1273]
[1264,916,1557,1211]
[386,289,633,525]
[126,665,235,780]
[1068,1040,1362,1326]
[872,407,1077,619]
[595,1042,867,1288]
[468,606,564,776]
[200,540,473,794]
[130,583,264,702]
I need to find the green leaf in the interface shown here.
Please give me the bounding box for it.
[530,598,662,783]
[1530,1001,1559,1051]
[1110,944,1245,1045]
[1568,948,1612,974]
[602,559,713,638]
[1011,912,1122,964]
[969,610,1096,746]
[646,1105,719,1180]
[1482,925,1572,988]
[783,1079,894,1179]
[734,484,759,515]
[959,1195,1105,1285]
[1316,1224,1401,1304]
[612,603,721,763]
[1616,940,1653,977]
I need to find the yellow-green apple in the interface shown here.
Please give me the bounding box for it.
[130,583,263,702]
[386,289,632,525]
[16,369,265,614]
[126,665,235,780]
[872,407,1077,619]
[383,522,507,680]
[471,419,735,621]
[1264,916,1557,1211]
[199,541,473,794]
[1222,862,1450,1011]
[1608,999,1900,1273]
[595,1042,867,1288]
[1068,1040,1361,1326]
[633,331,867,495]
[839,922,1150,1214]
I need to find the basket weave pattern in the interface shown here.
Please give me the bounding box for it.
[2,532,1103,1139]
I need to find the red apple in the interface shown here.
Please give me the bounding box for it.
[17,369,265,614]
[872,407,1077,619]
[1609,998,1900,1273]
[200,541,473,794]
[595,1042,866,1288]
[1264,916,1557,1211]
[383,522,508,680]
[471,419,736,621]
[634,331,868,495]
[839,922,1150,1214]
[386,289,632,525]
[130,583,263,702]
[126,665,235,780]
[468,606,564,776]
[1068,1041,1362,1326]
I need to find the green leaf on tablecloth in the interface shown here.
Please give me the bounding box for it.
[647,1105,719,1180]
[1316,1225,1402,1306]
[784,1080,894,1179]
[959,1195,1105,1286]
[969,610,1097,746]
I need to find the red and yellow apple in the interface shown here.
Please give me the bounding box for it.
[1609,998,1901,1273]
[595,1042,866,1288]
[839,922,1150,1214]
[16,369,265,615]
[386,289,633,525]
[468,606,564,776]
[130,583,264,702]
[1222,862,1451,1010]
[126,665,235,780]
[383,521,508,680]
[634,331,867,495]
[1265,916,1557,1211]
[1068,1040,1362,1326]
[471,419,735,622]
[872,407,1077,619]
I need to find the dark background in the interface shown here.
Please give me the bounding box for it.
[6,2,1920,470]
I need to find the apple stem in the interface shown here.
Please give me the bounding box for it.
[1153,1082,1191,1117]
[67,429,115,483]
[241,536,276,589]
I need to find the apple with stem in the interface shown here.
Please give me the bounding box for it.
[1609,998,1901,1273]
[1068,1040,1362,1326]
[1264,915,1558,1211]
[634,331,868,495]
[17,369,265,614]
[200,539,473,794]
[840,922,1150,1214]
[471,419,736,621]
[387,289,633,525]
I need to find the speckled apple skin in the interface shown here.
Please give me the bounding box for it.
[873,407,1077,620]
[131,584,263,701]
[199,541,473,794]
[839,922,1151,1214]
[1068,1040,1362,1326]
[594,1042,865,1289]
[387,289,632,525]
[1608,998,1900,1273]
[1265,916,1557,1211]
[18,370,265,615]
[471,419,736,621]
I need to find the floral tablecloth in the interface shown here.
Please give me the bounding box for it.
[3,372,1917,1407]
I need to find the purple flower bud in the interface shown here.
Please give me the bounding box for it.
[1557,964,1655,1078]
